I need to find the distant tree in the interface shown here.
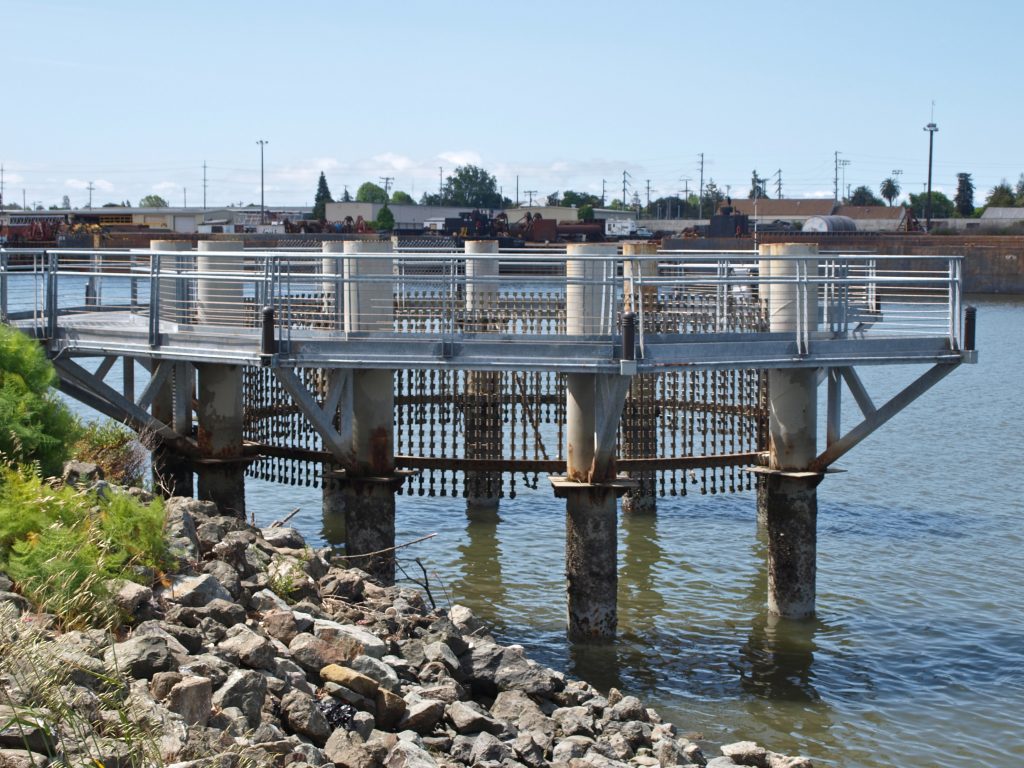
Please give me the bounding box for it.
[702,179,725,214]
[138,194,168,208]
[747,170,768,200]
[3,202,21,210]
[312,171,333,220]
[445,165,507,208]
[101,202,119,208]
[578,204,595,222]
[650,195,698,219]
[954,173,975,217]
[607,198,625,211]
[355,182,388,204]
[374,205,395,231]
[849,185,885,206]
[546,191,561,206]
[561,190,603,209]
[908,191,955,219]
[390,190,415,205]
[341,186,352,203]
[879,177,901,206]
[985,180,1016,208]
[61,195,71,209]
[1015,173,1024,204]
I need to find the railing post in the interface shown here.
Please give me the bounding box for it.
[0,249,8,324]
[964,305,977,351]
[149,251,161,348]
[46,250,58,339]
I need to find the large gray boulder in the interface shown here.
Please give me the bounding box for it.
[212,669,267,729]
[104,634,177,679]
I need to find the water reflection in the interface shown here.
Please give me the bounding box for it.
[736,532,821,702]
[619,508,667,630]
[455,508,507,631]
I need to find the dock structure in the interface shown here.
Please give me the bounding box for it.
[0,239,975,639]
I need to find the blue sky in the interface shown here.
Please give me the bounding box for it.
[2,0,1021,210]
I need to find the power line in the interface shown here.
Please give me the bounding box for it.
[773,169,782,199]
[697,153,705,218]
[202,161,208,210]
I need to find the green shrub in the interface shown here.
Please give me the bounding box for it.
[0,466,169,628]
[0,325,80,476]
[374,205,395,231]
[73,419,146,486]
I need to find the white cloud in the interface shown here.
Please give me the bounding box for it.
[438,150,482,167]
[65,178,113,191]
[153,181,179,192]
[372,152,416,172]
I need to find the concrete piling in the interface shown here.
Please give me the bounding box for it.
[339,240,397,585]
[193,241,247,516]
[759,243,822,620]
[559,243,625,641]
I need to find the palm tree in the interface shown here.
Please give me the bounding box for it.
[879,177,901,207]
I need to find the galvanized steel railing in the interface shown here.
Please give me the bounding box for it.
[0,246,966,359]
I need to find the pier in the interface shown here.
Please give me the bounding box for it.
[0,239,975,639]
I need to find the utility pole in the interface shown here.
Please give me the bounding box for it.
[202,161,208,210]
[834,151,840,202]
[774,169,782,199]
[680,177,691,218]
[0,163,4,212]
[601,179,607,206]
[379,176,394,200]
[87,181,95,209]
[839,159,850,202]
[524,190,537,206]
[622,170,631,210]
[257,139,269,223]
[183,188,187,208]
[515,175,519,207]
[438,167,444,201]
[697,153,705,219]
[924,118,939,231]
[645,179,651,217]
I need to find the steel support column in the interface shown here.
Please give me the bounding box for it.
[464,240,502,516]
[150,239,194,498]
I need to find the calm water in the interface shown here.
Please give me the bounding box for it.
[58,293,1024,766]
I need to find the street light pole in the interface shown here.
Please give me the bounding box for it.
[923,122,938,231]
[256,139,269,224]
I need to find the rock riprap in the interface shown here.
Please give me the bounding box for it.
[0,487,814,767]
